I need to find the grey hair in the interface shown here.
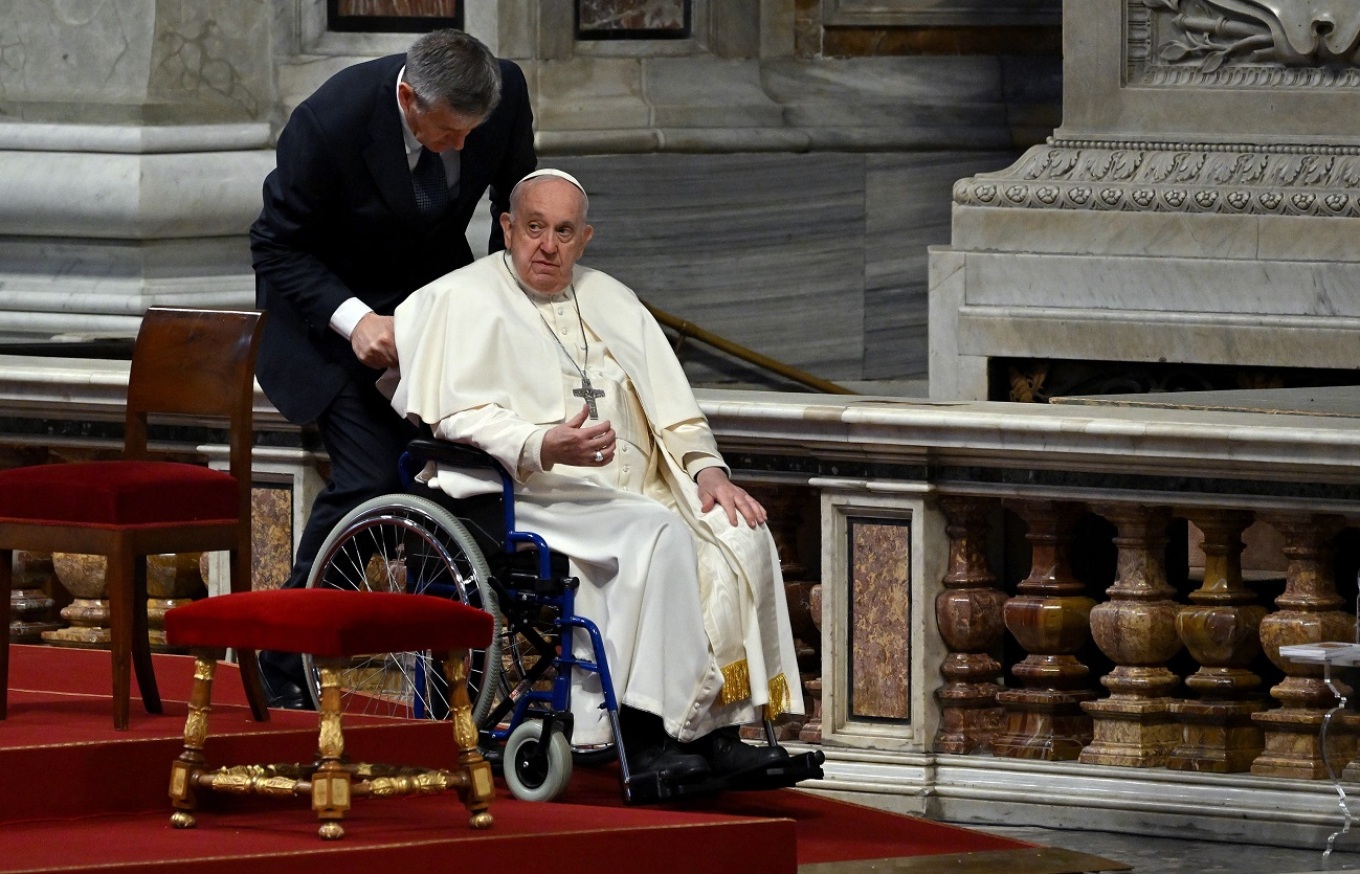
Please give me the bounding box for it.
[509,172,590,220]
[403,29,501,118]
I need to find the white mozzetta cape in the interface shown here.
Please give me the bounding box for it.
[391,252,703,435]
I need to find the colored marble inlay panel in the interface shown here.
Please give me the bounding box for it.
[338,0,459,15]
[849,519,911,719]
[252,485,293,591]
[578,0,687,33]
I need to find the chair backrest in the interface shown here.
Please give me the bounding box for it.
[124,307,267,522]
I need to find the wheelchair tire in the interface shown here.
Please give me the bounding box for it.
[504,720,573,802]
[302,493,503,725]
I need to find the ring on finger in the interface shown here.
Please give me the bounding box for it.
[593,450,604,463]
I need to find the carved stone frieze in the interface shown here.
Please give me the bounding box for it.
[1135,0,1360,86]
[953,141,1360,217]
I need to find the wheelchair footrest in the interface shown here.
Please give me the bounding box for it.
[622,749,825,805]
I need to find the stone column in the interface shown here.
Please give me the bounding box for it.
[1080,504,1182,767]
[1251,513,1357,779]
[8,552,61,643]
[1168,509,1267,773]
[933,496,1005,754]
[992,500,1096,761]
[0,2,275,339]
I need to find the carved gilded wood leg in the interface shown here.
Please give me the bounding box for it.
[169,651,216,829]
[1251,513,1357,779]
[1080,504,1183,767]
[934,497,1005,754]
[992,501,1096,761]
[312,661,351,840]
[443,649,494,829]
[1168,509,1267,773]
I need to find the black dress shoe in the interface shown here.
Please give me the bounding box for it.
[618,706,710,784]
[696,727,789,776]
[258,651,315,710]
[627,738,712,784]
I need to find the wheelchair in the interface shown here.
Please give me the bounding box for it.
[301,437,824,804]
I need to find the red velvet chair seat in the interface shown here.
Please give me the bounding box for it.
[0,461,238,527]
[165,589,494,657]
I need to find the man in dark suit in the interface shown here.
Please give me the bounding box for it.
[250,29,536,706]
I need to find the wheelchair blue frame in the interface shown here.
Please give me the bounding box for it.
[394,438,825,804]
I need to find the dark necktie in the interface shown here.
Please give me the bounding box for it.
[412,147,449,218]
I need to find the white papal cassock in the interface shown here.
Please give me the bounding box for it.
[389,252,802,745]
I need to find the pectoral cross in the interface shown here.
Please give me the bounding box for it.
[573,374,605,419]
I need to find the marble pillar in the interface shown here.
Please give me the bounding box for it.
[933,496,1005,754]
[1168,509,1267,773]
[1251,513,1357,779]
[992,500,1096,761]
[0,1,275,339]
[1080,504,1182,767]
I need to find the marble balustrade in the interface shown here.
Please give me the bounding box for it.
[8,357,1360,849]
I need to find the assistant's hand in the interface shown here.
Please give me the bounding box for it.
[697,467,767,528]
[351,312,397,368]
[541,405,617,468]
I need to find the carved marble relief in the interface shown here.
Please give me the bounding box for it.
[954,143,1360,216]
[1138,0,1360,85]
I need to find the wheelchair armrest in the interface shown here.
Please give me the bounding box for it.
[404,437,508,474]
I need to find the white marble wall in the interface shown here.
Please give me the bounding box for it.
[930,0,1360,399]
[0,0,1058,382]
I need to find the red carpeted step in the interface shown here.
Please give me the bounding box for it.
[0,644,1070,874]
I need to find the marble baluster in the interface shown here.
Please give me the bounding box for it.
[41,552,205,651]
[799,583,824,743]
[8,551,60,643]
[1080,504,1183,767]
[1251,513,1357,779]
[43,553,111,648]
[1168,510,1267,772]
[992,500,1096,761]
[934,496,1006,754]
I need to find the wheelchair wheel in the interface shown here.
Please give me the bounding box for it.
[303,493,502,724]
[504,719,573,802]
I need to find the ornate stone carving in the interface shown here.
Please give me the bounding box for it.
[1138,0,1360,84]
[954,142,1360,217]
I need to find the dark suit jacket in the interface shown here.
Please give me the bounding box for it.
[251,53,536,425]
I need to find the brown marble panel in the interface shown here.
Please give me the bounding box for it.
[579,0,686,32]
[252,485,293,591]
[338,1,459,15]
[850,519,911,719]
[821,25,1061,57]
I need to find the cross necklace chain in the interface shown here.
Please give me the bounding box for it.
[507,253,605,418]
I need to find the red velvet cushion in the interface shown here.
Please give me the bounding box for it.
[164,589,494,656]
[0,461,237,527]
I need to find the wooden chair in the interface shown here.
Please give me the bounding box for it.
[164,588,496,839]
[0,307,271,730]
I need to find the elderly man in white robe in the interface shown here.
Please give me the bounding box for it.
[390,168,801,784]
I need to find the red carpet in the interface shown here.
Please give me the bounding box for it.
[0,644,1119,873]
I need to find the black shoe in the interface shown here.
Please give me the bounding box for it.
[618,706,711,784]
[627,738,712,784]
[695,727,789,777]
[258,650,314,711]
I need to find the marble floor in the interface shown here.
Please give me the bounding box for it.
[977,824,1360,874]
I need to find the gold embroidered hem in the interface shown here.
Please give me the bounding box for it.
[719,659,751,705]
[764,673,792,720]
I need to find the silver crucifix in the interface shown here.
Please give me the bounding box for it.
[573,374,605,419]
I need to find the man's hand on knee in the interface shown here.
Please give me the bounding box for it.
[351,313,398,368]
[697,467,767,528]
